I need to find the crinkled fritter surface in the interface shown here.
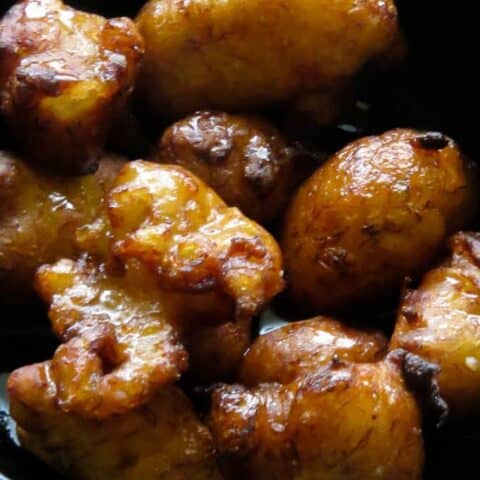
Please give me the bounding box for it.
[9,367,222,480]
[108,161,284,319]
[240,317,387,386]
[8,160,284,419]
[152,111,317,224]
[210,353,424,480]
[33,256,188,419]
[391,232,480,414]
[283,129,478,314]
[136,0,399,117]
[0,151,125,302]
[0,0,144,173]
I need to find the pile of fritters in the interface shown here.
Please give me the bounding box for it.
[1,1,480,479]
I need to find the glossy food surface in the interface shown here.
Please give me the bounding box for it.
[240,316,387,385]
[109,161,284,319]
[152,111,316,224]
[9,373,222,480]
[0,0,144,173]
[391,232,480,414]
[136,0,399,117]
[210,354,424,480]
[0,151,125,302]
[283,129,478,313]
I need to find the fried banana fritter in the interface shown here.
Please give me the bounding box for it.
[283,129,478,313]
[0,151,125,302]
[151,111,316,224]
[210,352,424,480]
[9,160,283,418]
[391,232,480,414]
[136,0,399,117]
[240,317,387,386]
[33,256,188,419]
[8,366,222,480]
[0,0,144,174]
[108,161,284,319]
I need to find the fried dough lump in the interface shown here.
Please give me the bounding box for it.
[8,160,284,419]
[108,161,284,319]
[136,0,399,117]
[283,129,478,314]
[391,232,480,415]
[0,0,144,173]
[152,111,316,224]
[210,351,424,480]
[240,316,387,386]
[0,151,125,302]
[9,367,222,480]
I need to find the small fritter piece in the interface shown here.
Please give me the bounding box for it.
[0,0,144,174]
[34,256,188,419]
[136,0,399,117]
[184,317,251,384]
[391,232,480,414]
[283,129,478,313]
[210,352,424,480]
[108,161,284,318]
[151,111,316,224]
[9,366,222,480]
[0,151,125,302]
[240,317,387,386]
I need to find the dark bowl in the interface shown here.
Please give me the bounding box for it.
[1,0,480,478]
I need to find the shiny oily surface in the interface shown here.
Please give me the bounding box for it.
[108,161,284,318]
[136,0,399,117]
[210,353,424,480]
[29,256,188,420]
[0,151,125,302]
[8,373,221,480]
[240,316,387,385]
[0,0,144,173]
[283,129,478,313]
[152,111,316,224]
[391,232,480,414]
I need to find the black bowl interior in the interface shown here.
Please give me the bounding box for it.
[1,0,480,478]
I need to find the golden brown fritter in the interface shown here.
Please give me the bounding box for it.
[151,111,316,224]
[0,0,144,174]
[0,151,125,302]
[34,256,188,419]
[136,0,399,118]
[9,160,283,419]
[391,232,480,415]
[240,317,387,386]
[210,352,424,480]
[108,161,284,319]
[9,365,222,480]
[283,129,478,314]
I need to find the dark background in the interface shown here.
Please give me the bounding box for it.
[1,0,480,478]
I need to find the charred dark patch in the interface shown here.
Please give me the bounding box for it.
[411,132,450,150]
[394,349,448,428]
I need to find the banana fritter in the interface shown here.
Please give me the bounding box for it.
[240,317,387,386]
[0,151,125,302]
[9,160,284,419]
[34,256,188,419]
[136,0,399,117]
[108,161,284,319]
[9,366,221,480]
[0,0,144,174]
[391,232,480,414]
[152,111,317,224]
[283,129,478,313]
[210,351,424,480]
